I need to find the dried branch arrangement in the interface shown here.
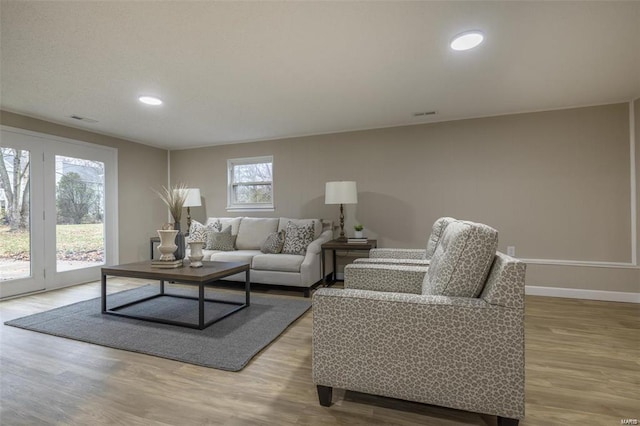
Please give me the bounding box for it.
[154,183,188,223]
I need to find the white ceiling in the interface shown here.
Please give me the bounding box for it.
[1,1,639,150]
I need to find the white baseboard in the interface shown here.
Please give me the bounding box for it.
[336,273,639,303]
[525,285,640,303]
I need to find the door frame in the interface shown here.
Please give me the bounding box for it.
[0,130,46,297]
[0,125,119,297]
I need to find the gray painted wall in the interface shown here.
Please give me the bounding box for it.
[170,103,638,294]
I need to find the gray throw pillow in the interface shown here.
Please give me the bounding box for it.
[204,220,224,249]
[261,230,286,254]
[282,222,314,255]
[208,225,236,251]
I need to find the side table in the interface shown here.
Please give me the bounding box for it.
[150,236,160,260]
[321,239,377,285]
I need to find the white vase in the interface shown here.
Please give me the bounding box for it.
[188,241,204,268]
[354,230,364,238]
[157,230,179,261]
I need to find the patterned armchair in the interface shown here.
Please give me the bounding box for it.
[312,220,526,426]
[353,216,456,267]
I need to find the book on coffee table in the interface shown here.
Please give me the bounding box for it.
[151,259,183,268]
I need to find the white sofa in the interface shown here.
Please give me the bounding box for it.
[188,217,333,297]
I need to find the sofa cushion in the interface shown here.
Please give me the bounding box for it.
[252,253,305,272]
[208,226,236,251]
[206,217,242,235]
[278,218,322,239]
[424,217,456,260]
[261,230,286,254]
[282,221,315,255]
[423,220,498,298]
[201,249,217,261]
[209,250,261,264]
[235,217,279,250]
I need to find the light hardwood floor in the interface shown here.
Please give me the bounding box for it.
[1,280,638,425]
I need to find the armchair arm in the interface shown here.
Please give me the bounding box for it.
[369,248,426,259]
[344,263,427,294]
[353,257,430,267]
[312,288,524,420]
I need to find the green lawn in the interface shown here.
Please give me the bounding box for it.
[0,224,104,260]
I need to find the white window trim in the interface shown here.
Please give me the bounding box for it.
[226,155,274,211]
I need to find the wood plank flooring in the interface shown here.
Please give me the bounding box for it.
[1,280,638,425]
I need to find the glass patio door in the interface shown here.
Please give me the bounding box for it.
[0,134,44,297]
[0,127,117,298]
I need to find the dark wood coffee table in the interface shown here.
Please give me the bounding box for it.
[101,260,250,330]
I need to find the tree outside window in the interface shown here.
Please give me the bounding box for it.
[0,147,30,230]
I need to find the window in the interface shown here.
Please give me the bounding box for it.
[227,156,274,210]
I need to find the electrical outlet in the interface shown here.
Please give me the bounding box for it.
[507,246,516,257]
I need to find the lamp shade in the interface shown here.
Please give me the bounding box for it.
[184,188,202,207]
[325,181,358,204]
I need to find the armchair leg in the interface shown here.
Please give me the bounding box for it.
[497,417,519,426]
[316,385,332,407]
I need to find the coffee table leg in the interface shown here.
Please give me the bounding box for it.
[160,279,165,295]
[245,269,250,306]
[199,284,205,329]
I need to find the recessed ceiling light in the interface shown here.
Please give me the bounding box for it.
[450,30,484,51]
[138,96,163,106]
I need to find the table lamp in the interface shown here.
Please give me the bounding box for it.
[183,188,201,231]
[325,181,358,241]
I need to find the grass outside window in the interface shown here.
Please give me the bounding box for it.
[0,224,104,261]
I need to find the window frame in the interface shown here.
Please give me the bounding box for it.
[226,155,274,211]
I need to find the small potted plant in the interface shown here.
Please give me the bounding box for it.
[354,224,364,238]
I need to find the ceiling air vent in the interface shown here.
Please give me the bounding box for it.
[69,115,98,123]
[413,111,437,117]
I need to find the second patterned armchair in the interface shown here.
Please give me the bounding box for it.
[353,216,456,267]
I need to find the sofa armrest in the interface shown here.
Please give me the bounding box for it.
[369,248,426,259]
[299,230,335,285]
[306,230,333,256]
[344,263,427,294]
[353,257,430,267]
[312,288,525,420]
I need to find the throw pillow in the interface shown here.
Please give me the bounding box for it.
[261,230,286,254]
[187,220,208,243]
[282,222,314,255]
[204,219,224,249]
[210,219,222,232]
[208,225,236,251]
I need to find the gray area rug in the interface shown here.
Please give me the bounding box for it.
[5,285,311,371]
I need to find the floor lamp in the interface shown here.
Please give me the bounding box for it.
[325,181,358,241]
